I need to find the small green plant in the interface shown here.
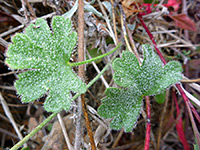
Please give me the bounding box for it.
[5,16,120,113]
[97,45,182,132]
[5,15,183,149]
[5,16,87,112]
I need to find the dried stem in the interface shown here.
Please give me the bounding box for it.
[119,5,134,54]
[112,129,124,148]
[81,94,96,150]
[74,0,85,149]
[57,114,73,150]
[120,14,134,54]
[97,0,117,45]
[24,0,36,18]
[75,0,96,149]
[0,93,26,147]
[156,90,169,150]
[126,24,141,63]
[110,0,118,43]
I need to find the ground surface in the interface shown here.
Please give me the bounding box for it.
[0,0,200,150]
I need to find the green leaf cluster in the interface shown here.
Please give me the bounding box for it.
[97,44,182,132]
[5,16,87,112]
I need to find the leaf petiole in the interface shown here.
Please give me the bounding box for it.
[10,112,58,150]
[10,47,120,150]
[68,43,121,67]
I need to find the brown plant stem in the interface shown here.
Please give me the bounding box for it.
[126,25,141,63]
[75,0,96,150]
[81,94,96,150]
[110,0,118,43]
[24,0,36,18]
[112,129,124,148]
[74,0,85,149]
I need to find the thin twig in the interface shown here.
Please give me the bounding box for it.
[0,71,23,77]
[86,51,109,88]
[0,93,26,147]
[120,13,134,54]
[158,26,196,50]
[0,37,9,48]
[0,25,24,38]
[0,86,16,91]
[182,76,200,93]
[110,0,118,44]
[156,90,169,150]
[126,24,141,63]
[57,113,73,150]
[28,0,42,2]
[181,78,200,83]
[111,129,124,148]
[182,0,189,40]
[21,0,28,22]
[81,94,96,150]
[97,0,117,45]
[24,0,36,18]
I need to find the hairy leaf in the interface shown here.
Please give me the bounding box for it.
[5,16,87,112]
[98,44,182,132]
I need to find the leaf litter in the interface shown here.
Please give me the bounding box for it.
[0,0,200,149]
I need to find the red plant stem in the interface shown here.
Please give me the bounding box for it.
[138,15,166,65]
[138,14,200,124]
[137,14,200,146]
[173,90,190,150]
[176,84,200,146]
[144,96,151,150]
[176,84,200,124]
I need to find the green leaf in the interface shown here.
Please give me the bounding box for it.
[63,0,78,19]
[155,91,166,104]
[5,16,87,112]
[22,147,30,150]
[98,44,182,132]
[86,47,102,64]
[98,88,143,132]
[84,4,103,18]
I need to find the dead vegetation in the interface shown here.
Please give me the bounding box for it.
[0,0,200,150]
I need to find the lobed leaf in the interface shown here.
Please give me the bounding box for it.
[5,16,87,112]
[98,44,182,132]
